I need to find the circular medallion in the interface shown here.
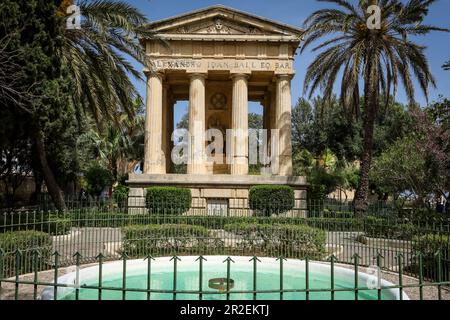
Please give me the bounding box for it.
[210,92,227,110]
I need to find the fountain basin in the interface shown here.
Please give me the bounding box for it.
[41,256,407,300]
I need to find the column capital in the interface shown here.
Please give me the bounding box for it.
[187,72,207,80]
[274,74,294,81]
[230,72,250,80]
[144,69,165,78]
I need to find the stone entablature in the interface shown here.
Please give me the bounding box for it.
[149,58,294,74]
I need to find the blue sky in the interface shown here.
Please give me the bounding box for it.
[126,0,450,124]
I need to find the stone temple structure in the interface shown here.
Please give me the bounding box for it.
[128,5,307,215]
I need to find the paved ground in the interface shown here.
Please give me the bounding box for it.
[52,228,122,265]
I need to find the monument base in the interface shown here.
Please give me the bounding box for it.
[127,174,308,217]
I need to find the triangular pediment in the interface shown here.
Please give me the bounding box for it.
[145,5,303,39]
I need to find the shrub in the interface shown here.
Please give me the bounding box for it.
[322,209,354,219]
[112,185,129,203]
[85,164,113,198]
[224,222,326,259]
[0,211,71,235]
[145,187,191,215]
[410,233,450,282]
[249,185,294,216]
[0,231,52,277]
[44,214,72,235]
[363,216,417,240]
[121,224,223,257]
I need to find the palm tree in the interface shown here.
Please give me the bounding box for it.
[35,0,153,210]
[87,101,144,182]
[301,0,448,214]
[62,0,154,123]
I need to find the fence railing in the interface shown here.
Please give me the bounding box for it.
[1,200,449,300]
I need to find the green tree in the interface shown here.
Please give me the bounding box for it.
[301,0,448,214]
[248,113,263,130]
[84,164,113,199]
[1,0,73,210]
[292,96,362,162]
[371,108,450,205]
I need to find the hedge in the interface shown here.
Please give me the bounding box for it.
[223,222,326,259]
[407,233,450,283]
[322,210,354,219]
[249,185,295,216]
[0,231,52,277]
[363,216,417,240]
[121,224,223,257]
[145,187,191,214]
[0,212,71,236]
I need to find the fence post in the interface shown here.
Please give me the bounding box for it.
[352,253,361,301]
[32,249,41,300]
[14,249,22,300]
[121,252,128,301]
[416,251,424,301]
[53,251,61,300]
[397,253,404,300]
[276,256,286,300]
[0,248,4,293]
[96,253,104,301]
[145,255,155,301]
[305,256,310,301]
[170,255,181,300]
[436,249,442,300]
[223,257,234,300]
[196,256,207,300]
[376,253,384,300]
[249,256,260,300]
[73,252,82,300]
[328,255,337,300]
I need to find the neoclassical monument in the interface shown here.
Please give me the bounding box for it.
[128,5,307,214]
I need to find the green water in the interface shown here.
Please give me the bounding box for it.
[59,269,394,300]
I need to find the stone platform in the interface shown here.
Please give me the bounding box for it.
[127,173,308,216]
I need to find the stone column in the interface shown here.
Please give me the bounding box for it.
[161,84,168,171]
[187,73,207,174]
[261,92,271,172]
[275,74,293,176]
[231,73,249,175]
[166,94,174,173]
[144,72,166,174]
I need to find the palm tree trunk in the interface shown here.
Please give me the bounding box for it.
[355,73,379,216]
[35,129,67,211]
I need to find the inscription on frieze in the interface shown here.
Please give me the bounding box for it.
[150,58,293,73]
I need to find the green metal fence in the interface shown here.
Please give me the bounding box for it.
[0,198,449,300]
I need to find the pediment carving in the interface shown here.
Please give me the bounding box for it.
[173,18,264,35]
[145,6,303,40]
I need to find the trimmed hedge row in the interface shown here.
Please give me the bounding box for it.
[145,187,192,214]
[249,185,295,216]
[121,224,223,257]
[223,222,326,259]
